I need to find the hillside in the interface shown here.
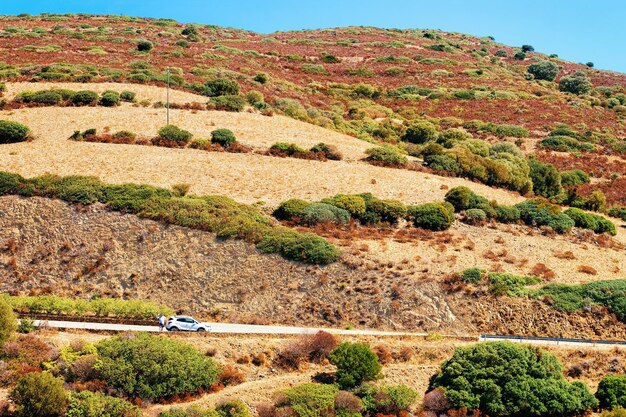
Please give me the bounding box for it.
[1,14,626,339]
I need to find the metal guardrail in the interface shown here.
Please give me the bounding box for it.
[479,334,626,347]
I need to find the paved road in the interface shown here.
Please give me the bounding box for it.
[479,334,626,349]
[33,319,429,337]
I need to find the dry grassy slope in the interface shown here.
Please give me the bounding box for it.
[0,91,521,205]
[2,82,373,161]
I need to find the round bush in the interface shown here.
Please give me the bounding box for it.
[402,121,438,144]
[329,342,382,389]
[158,125,193,143]
[527,60,560,81]
[273,198,310,220]
[323,194,367,218]
[66,391,142,417]
[463,208,487,225]
[23,90,63,105]
[561,169,590,186]
[99,90,120,107]
[11,372,68,417]
[368,198,407,224]
[96,333,219,401]
[211,128,236,147]
[137,39,153,51]
[365,146,407,166]
[72,90,99,106]
[254,72,269,84]
[212,95,246,112]
[203,78,240,97]
[256,228,341,264]
[461,268,483,284]
[431,342,598,416]
[597,374,626,410]
[425,154,461,173]
[0,120,31,144]
[120,91,136,102]
[564,208,599,231]
[409,202,455,231]
[495,205,521,223]
[559,72,593,95]
[301,202,350,225]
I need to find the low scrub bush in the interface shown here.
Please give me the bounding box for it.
[202,78,240,97]
[17,89,63,104]
[540,135,595,152]
[527,60,560,81]
[408,202,454,231]
[463,208,487,225]
[256,228,341,264]
[488,272,541,296]
[0,298,16,346]
[495,204,521,223]
[66,391,142,417]
[597,374,626,410]
[0,120,30,144]
[534,280,626,322]
[99,90,120,107]
[608,205,626,221]
[273,198,310,221]
[137,39,153,51]
[561,169,590,186]
[365,146,407,167]
[212,95,245,112]
[10,372,68,417]
[461,267,483,284]
[4,294,173,319]
[97,333,220,401]
[329,342,382,389]
[402,121,438,144]
[309,142,342,160]
[559,71,593,95]
[158,124,193,144]
[515,198,574,233]
[564,208,616,235]
[444,186,496,218]
[211,128,236,148]
[321,194,367,218]
[301,202,350,225]
[120,90,136,102]
[430,342,598,416]
[71,90,99,105]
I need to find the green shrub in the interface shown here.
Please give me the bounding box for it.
[96,333,219,401]
[490,141,523,158]
[211,128,236,147]
[245,90,264,106]
[0,298,17,345]
[534,280,626,322]
[540,135,595,152]
[158,125,193,143]
[282,383,339,417]
[365,146,407,166]
[257,228,341,264]
[431,342,598,417]
[402,121,438,144]
[212,95,245,112]
[0,171,25,194]
[597,375,626,410]
[608,205,626,221]
[203,78,240,97]
[322,194,366,218]
[301,202,350,225]
[0,120,31,144]
[444,186,495,217]
[425,154,460,173]
[495,205,521,223]
[71,90,99,105]
[513,51,526,60]
[408,202,455,231]
[528,158,563,198]
[99,90,120,107]
[66,391,142,417]
[493,124,529,138]
[137,39,153,51]
[527,60,560,81]
[18,90,62,104]
[103,183,172,211]
[488,272,541,296]
[253,72,269,84]
[189,138,210,150]
[564,207,599,231]
[273,198,310,220]
[515,198,574,233]
[461,267,483,284]
[453,90,475,100]
[368,199,407,224]
[270,142,306,155]
[550,127,582,139]
[17,317,35,334]
[561,169,590,186]
[377,385,418,414]
[559,71,593,95]
[330,342,382,389]
[309,143,342,160]
[464,208,487,225]
[120,90,136,102]
[216,401,249,417]
[11,372,68,417]
[495,49,508,57]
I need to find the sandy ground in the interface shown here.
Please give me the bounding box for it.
[0,105,522,206]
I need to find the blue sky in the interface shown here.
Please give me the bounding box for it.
[2,0,625,73]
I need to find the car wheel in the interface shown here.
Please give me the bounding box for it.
[169,327,179,332]
[197,328,206,332]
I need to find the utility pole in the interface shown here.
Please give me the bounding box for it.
[166,67,170,126]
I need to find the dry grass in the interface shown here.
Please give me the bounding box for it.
[0,98,521,206]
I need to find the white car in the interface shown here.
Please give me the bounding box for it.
[165,315,211,332]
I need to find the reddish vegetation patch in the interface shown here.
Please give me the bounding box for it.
[577,177,626,206]
[536,152,626,178]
